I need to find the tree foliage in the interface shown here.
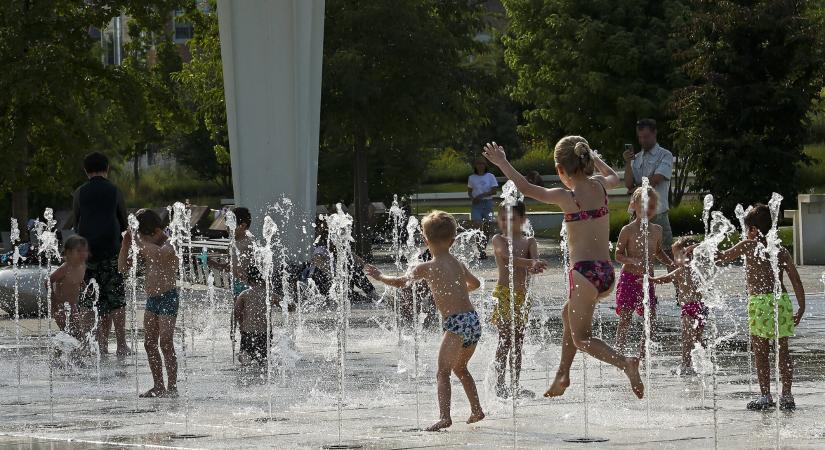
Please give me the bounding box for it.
[0,0,189,222]
[671,0,825,211]
[502,0,690,161]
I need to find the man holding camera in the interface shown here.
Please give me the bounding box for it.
[624,118,674,251]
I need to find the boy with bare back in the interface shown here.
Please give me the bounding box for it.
[49,236,90,341]
[614,186,674,357]
[491,201,546,398]
[715,204,805,411]
[366,210,485,431]
[235,265,282,365]
[118,209,180,398]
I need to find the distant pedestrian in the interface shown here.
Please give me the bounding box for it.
[467,157,498,259]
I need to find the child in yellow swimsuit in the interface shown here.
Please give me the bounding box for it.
[490,201,546,398]
[715,204,805,411]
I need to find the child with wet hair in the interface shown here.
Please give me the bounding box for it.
[715,204,805,411]
[490,200,546,398]
[650,236,706,374]
[365,210,485,431]
[49,235,89,341]
[118,209,180,398]
[614,186,674,358]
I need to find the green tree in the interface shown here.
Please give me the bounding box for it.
[0,1,187,225]
[172,1,231,188]
[502,0,689,161]
[321,0,491,256]
[672,0,825,212]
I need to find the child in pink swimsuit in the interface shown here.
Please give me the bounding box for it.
[650,236,706,374]
[614,186,674,358]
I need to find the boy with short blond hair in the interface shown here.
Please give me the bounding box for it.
[118,209,180,398]
[366,210,485,431]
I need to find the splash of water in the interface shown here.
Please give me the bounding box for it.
[169,202,192,432]
[38,208,60,422]
[403,216,422,428]
[258,215,278,419]
[325,204,354,443]
[640,178,652,422]
[734,203,754,394]
[225,209,238,364]
[127,214,140,404]
[765,193,783,449]
[83,279,101,388]
[500,180,522,448]
[390,195,406,346]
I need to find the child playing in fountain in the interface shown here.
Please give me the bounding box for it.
[650,236,707,374]
[118,209,180,398]
[208,207,254,298]
[235,265,282,366]
[49,236,89,341]
[365,211,485,431]
[714,204,805,411]
[490,201,547,398]
[614,186,674,357]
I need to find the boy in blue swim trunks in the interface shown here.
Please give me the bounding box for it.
[366,210,485,431]
[119,209,180,398]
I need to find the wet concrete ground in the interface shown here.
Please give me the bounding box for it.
[1,262,824,449]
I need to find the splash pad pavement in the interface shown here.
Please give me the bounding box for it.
[1,260,825,449]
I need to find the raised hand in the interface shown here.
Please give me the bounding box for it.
[482,142,507,166]
[364,264,382,279]
[529,259,548,274]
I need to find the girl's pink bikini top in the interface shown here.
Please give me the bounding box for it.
[563,181,610,223]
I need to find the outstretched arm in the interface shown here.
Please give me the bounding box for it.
[365,264,416,289]
[462,263,481,292]
[650,267,681,285]
[781,249,805,325]
[716,239,753,264]
[482,142,570,205]
[117,231,133,274]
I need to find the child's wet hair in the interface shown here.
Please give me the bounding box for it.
[233,207,252,228]
[63,235,88,253]
[744,204,772,237]
[673,235,699,250]
[135,209,165,236]
[499,200,526,217]
[421,210,457,244]
[630,185,659,207]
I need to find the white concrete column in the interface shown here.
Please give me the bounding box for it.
[217,0,324,256]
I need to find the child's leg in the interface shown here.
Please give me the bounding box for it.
[545,302,576,397]
[141,312,164,396]
[615,309,633,355]
[425,332,464,432]
[638,308,657,359]
[566,271,643,399]
[494,320,511,391]
[751,335,771,396]
[158,314,179,393]
[452,343,484,424]
[53,301,67,332]
[97,314,112,354]
[778,337,792,396]
[681,316,692,369]
[513,325,526,386]
[112,307,130,355]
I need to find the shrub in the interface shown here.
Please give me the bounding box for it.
[799,144,825,193]
[111,164,229,209]
[424,148,472,183]
[511,142,554,175]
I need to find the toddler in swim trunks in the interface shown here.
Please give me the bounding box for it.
[614,187,674,357]
[366,210,485,432]
[490,201,546,398]
[118,209,180,399]
[715,204,805,411]
[650,236,707,374]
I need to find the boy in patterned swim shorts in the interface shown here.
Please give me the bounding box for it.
[366,210,485,431]
[715,204,805,411]
[118,209,180,398]
[490,201,546,398]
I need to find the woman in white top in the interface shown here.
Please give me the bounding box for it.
[467,158,499,259]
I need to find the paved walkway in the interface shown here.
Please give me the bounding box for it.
[0,264,823,449]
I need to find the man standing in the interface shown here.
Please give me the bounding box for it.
[73,152,130,355]
[624,119,674,251]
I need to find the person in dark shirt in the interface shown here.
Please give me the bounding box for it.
[73,152,130,356]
